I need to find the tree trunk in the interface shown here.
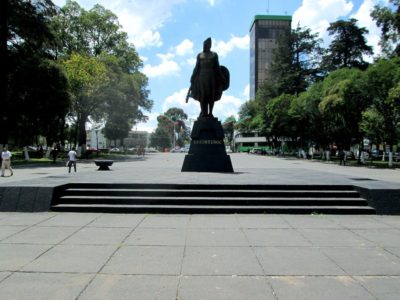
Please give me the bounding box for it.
[388,144,393,167]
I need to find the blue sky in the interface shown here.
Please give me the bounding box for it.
[53,0,386,132]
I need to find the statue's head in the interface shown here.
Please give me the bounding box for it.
[203,37,212,52]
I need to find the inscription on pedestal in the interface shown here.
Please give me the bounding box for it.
[181,117,234,173]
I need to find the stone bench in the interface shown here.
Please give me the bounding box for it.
[94,160,114,171]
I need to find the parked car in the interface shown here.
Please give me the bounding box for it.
[110,147,120,152]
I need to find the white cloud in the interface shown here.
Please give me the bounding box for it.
[213,94,245,121]
[162,88,199,118]
[213,34,250,57]
[293,0,354,45]
[134,112,159,133]
[175,39,194,56]
[242,84,250,100]
[53,0,185,49]
[142,61,180,78]
[161,88,246,124]
[186,58,197,66]
[142,53,180,78]
[350,0,387,58]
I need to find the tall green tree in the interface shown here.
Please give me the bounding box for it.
[164,108,188,148]
[53,1,152,151]
[0,0,68,146]
[318,68,370,152]
[371,0,400,57]
[62,53,109,147]
[51,0,127,58]
[270,24,323,96]
[322,18,373,72]
[365,57,400,166]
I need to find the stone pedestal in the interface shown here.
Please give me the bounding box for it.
[181,117,234,172]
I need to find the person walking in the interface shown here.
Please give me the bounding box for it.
[1,147,13,177]
[67,147,77,173]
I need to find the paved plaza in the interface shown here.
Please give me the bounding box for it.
[0,153,399,299]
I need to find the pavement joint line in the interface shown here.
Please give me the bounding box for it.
[174,214,191,300]
[73,214,148,300]
[236,214,279,300]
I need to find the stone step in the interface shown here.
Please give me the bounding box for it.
[57,196,369,206]
[63,189,360,198]
[51,204,376,214]
[51,183,376,214]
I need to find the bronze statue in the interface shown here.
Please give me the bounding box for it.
[186,37,229,117]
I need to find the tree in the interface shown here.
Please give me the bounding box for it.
[62,53,109,147]
[322,18,373,72]
[365,57,400,166]
[0,0,65,146]
[360,107,386,149]
[97,54,152,145]
[318,68,370,155]
[266,94,296,141]
[270,24,323,96]
[222,116,236,146]
[51,0,127,58]
[164,108,188,148]
[149,127,171,150]
[371,0,400,57]
[150,108,189,150]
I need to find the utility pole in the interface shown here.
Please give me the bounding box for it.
[267,0,270,14]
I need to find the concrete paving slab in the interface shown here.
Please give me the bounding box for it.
[0,212,400,298]
[79,274,179,300]
[21,244,117,273]
[61,227,132,245]
[236,214,291,228]
[282,215,343,229]
[186,229,249,246]
[38,212,101,227]
[102,245,184,275]
[0,272,93,300]
[329,215,394,229]
[353,229,400,247]
[0,272,10,282]
[1,226,79,245]
[0,244,51,271]
[178,275,275,300]
[0,213,55,226]
[386,247,400,258]
[374,216,400,228]
[88,214,146,228]
[182,246,264,276]
[189,215,240,229]
[0,226,27,240]
[139,215,190,228]
[322,247,400,275]
[356,276,400,300]
[254,247,346,275]
[298,228,374,247]
[124,228,187,246]
[243,228,311,246]
[270,276,375,300]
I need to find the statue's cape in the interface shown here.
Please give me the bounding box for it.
[220,65,230,91]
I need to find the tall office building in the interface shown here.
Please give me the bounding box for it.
[250,15,292,99]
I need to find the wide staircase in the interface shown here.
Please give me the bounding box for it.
[50,183,376,214]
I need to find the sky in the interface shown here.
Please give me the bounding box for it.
[52,0,387,132]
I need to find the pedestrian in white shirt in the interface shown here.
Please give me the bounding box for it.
[1,147,13,177]
[67,147,77,173]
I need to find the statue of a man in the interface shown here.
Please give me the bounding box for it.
[187,37,229,117]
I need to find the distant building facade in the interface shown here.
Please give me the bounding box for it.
[250,15,292,99]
